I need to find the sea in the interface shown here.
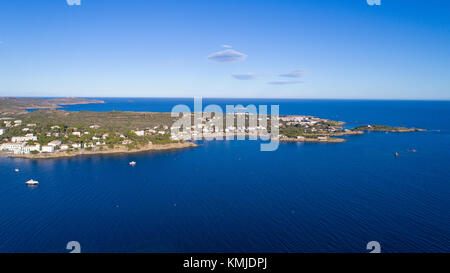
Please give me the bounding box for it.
[0,98,449,252]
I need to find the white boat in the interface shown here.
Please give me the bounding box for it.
[14,168,20,172]
[129,161,136,166]
[25,179,39,185]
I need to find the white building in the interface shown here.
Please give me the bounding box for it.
[11,134,38,143]
[0,129,4,135]
[135,130,145,136]
[23,144,40,154]
[72,143,82,148]
[48,140,62,147]
[72,132,81,137]
[42,145,54,153]
[60,144,69,150]
[0,143,25,154]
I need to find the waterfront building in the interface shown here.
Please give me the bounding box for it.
[42,145,54,153]
[48,140,62,147]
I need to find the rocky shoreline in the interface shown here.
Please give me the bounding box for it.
[280,137,347,143]
[10,142,197,159]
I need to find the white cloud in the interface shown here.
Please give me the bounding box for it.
[222,45,233,49]
[208,49,247,63]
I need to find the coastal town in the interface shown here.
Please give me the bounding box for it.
[0,110,424,158]
[0,114,322,156]
[0,97,425,158]
[0,117,183,157]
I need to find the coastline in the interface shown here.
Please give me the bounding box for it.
[10,142,197,159]
[366,128,427,133]
[280,137,347,143]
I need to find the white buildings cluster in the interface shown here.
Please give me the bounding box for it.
[0,142,40,155]
[11,134,38,143]
[280,116,319,126]
[169,113,273,141]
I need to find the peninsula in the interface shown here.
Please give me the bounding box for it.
[0,97,425,158]
[0,97,105,114]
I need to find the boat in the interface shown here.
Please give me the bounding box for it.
[129,161,136,166]
[14,168,20,172]
[394,152,399,157]
[25,179,39,185]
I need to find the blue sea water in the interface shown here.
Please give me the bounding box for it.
[2,98,449,252]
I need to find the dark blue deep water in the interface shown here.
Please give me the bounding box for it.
[2,98,450,252]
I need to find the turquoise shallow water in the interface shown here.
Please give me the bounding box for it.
[2,99,449,252]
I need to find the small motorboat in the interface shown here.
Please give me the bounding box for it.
[25,179,39,186]
[129,161,136,166]
[394,152,400,157]
[14,168,20,172]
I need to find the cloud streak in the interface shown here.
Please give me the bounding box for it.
[268,80,302,85]
[232,74,258,80]
[232,73,272,80]
[208,49,247,63]
[279,70,304,78]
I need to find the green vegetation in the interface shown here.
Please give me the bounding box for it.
[0,107,181,155]
[280,120,344,138]
[0,97,103,114]
[17,110,176,133]
[352,125,422,132]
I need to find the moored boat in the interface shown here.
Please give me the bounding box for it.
[25,179,39,185]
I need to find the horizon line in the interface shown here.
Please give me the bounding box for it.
[3,96,450,102]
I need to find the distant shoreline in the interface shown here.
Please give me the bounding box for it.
[280,137,347,143]
[10,142,197,159]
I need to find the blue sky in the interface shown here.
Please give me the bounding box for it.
[0,0,449,99]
